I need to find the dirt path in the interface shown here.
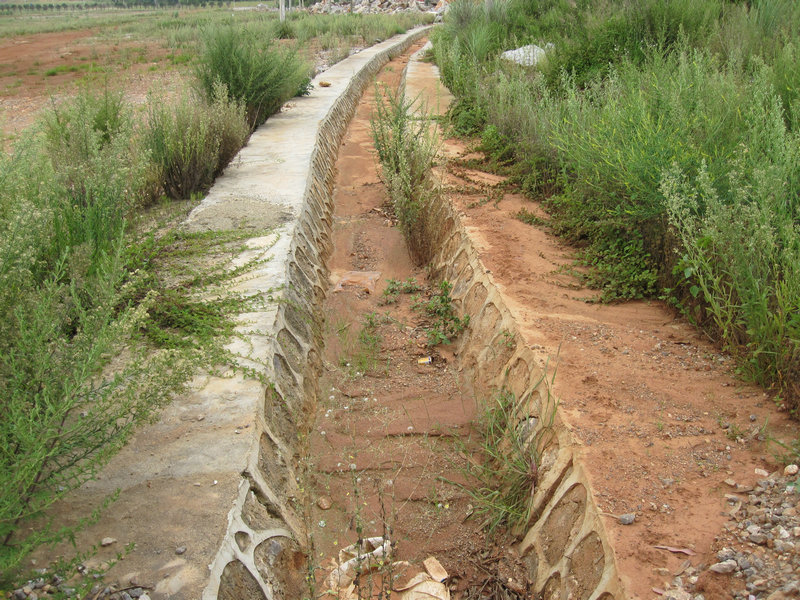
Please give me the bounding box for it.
[438,142,799,599]
[304,42,531,599]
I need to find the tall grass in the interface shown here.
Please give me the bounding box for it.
[195,24,310,129]
[0,104,195,579]
[371,86,440,264]
[2,76,247,582]
[433,0,800,412]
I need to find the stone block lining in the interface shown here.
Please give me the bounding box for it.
[401,48,627,600]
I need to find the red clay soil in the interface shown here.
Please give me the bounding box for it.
[439,144,799,599]
[0,28,185,139]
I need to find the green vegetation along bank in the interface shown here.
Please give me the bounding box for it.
[0,13,428,587]
[432,0,800,414]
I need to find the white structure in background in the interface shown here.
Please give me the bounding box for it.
[500,43,554,67]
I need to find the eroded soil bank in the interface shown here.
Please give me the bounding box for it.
[303,43,531,599]
[438,138,800,600]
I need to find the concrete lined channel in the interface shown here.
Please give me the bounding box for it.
[35,28,628,600]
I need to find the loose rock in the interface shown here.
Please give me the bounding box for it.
[709,559,738,573]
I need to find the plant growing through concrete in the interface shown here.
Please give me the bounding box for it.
[456,376,559,535]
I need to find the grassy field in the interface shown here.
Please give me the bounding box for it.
[432,0,800,415]
[0,6,430,586]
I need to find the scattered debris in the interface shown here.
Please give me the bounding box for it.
[423,556,448,582]
[333,271,381,294]
[325,537,393,592]
[653,545,697,556]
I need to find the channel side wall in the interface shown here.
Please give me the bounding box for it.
[402,47,627,600]
[184,27,431,600]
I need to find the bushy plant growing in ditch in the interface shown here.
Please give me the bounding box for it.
[371,86,440,263]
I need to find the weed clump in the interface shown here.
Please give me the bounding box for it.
[144,82,249,199]
[371,86,440,264]
[458,386,558,534]
[414,280,470,346]
[195,24,310,129]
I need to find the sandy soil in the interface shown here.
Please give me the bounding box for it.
[439,146,799,600]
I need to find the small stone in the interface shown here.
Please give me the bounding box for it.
[13,591,27,600]
[793,527,800,537]
[317,496,332,510]
[749,414,757,422]
[618,513,636,525]
[709,559,738,574]
[784,464,799,476]
[717,548,736,561]
[121,593,133,600]
[746,524,761,535]
[754,468,769,477]
[23,587,32,595]
[128,589,144,599]
[749,533,767,545]
[724,479,738,487]
[175,546,186,555]
[139,595,151,600]
[101,537,117,547]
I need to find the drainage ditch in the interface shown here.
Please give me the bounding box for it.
[298,42,625,600]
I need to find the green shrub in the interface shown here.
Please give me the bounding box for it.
[195,24,309,128]
[144,82,249,199]
[42,89,149,260]
[371,86,440,263]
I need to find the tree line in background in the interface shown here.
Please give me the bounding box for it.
[0,0,262,14]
